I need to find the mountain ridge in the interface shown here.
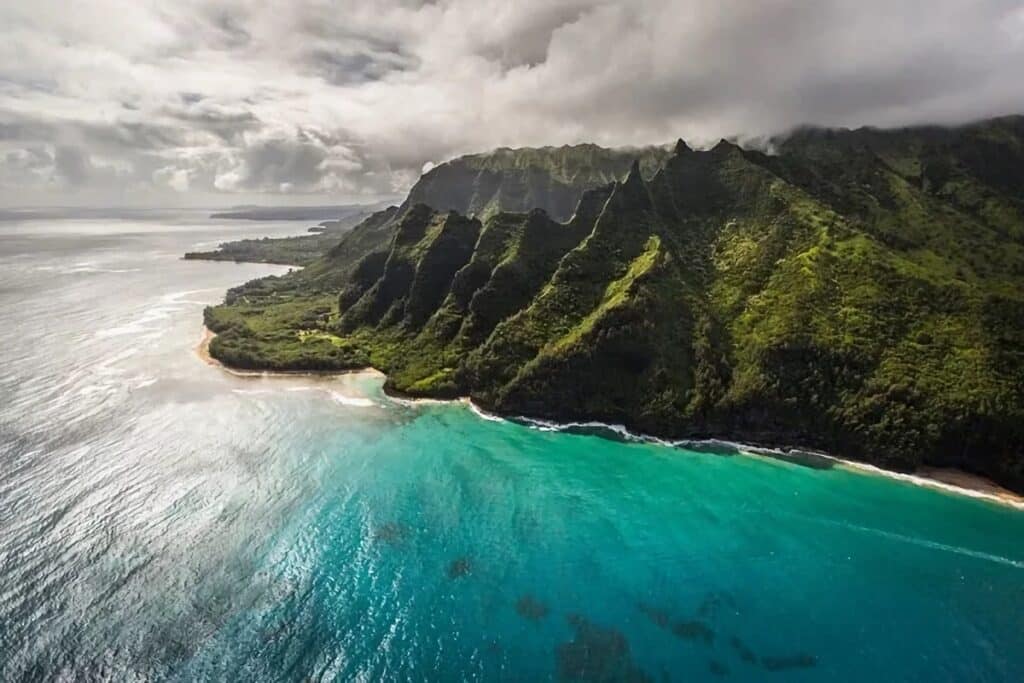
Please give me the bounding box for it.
[185,143,670,268]
[203,115,1024,491]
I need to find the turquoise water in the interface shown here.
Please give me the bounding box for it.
[1,216,1023,681]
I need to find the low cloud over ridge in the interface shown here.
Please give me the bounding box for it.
[1,0,1022,206]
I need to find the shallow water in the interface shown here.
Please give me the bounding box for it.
[1,215,1022,681]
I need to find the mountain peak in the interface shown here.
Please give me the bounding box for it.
[674,138,692,155]
[710,138,741,155]
[608,158,651,211]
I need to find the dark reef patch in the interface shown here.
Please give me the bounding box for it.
[728,636,819,672]
[447,557,472,579]
[696,591,737,619]
[760,653,818,671]
[708,659,730,677]
[515,594,549,621]
[556,614,652,682]
[638,603,714,645]
[729,637,757,664]
[670,619,715,645]
[372,522,409,545]
[637,603,670,629]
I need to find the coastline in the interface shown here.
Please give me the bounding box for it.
[197,326,1024,510]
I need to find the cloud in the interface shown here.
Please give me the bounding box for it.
[0,0,1022,206]
[0,145,53,190]
[214,136,329,192]
[304,38,420,86]
[53,145,91,186]
[161,100,261,142]
[154,165,190,192]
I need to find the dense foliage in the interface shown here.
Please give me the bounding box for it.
[204,117,1024,490]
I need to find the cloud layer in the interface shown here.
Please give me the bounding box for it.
[1,0,1022,206]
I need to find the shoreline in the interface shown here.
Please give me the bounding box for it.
[501,414,1024,510]
[196,326,1024,510]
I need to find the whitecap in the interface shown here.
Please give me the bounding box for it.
[329,392,375,408]
[36,264,141,275]
[94,306,179,339]
[160,288,220,306]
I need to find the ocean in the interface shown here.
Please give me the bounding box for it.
[1,214,1022,681]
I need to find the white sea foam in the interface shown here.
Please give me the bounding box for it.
[514,415,659,443]
[35,264,141,275]
[160,288,220,306]
[329,392,375,408]
[467,402,505,423]
[231,388,275,396]
[95,306,180,339]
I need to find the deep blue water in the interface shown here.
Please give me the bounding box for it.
[1,216,1022,681]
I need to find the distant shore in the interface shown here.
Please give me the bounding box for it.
[197,326,1024,509]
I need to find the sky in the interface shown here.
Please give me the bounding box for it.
[1,0,1023,208]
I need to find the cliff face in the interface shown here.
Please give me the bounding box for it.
[205,116,1024,490]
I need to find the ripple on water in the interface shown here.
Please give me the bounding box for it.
[2,219,1024,681]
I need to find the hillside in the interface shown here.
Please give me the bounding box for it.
[204,116,1024,490]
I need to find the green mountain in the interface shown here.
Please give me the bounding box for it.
[204,116,1024,491]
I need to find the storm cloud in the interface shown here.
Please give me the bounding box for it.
[0,0,1022,206]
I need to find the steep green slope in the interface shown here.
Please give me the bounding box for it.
[205,117,1024,490]
[202,144,671,342]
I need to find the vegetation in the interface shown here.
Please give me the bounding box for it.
[203,116,1024,491]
